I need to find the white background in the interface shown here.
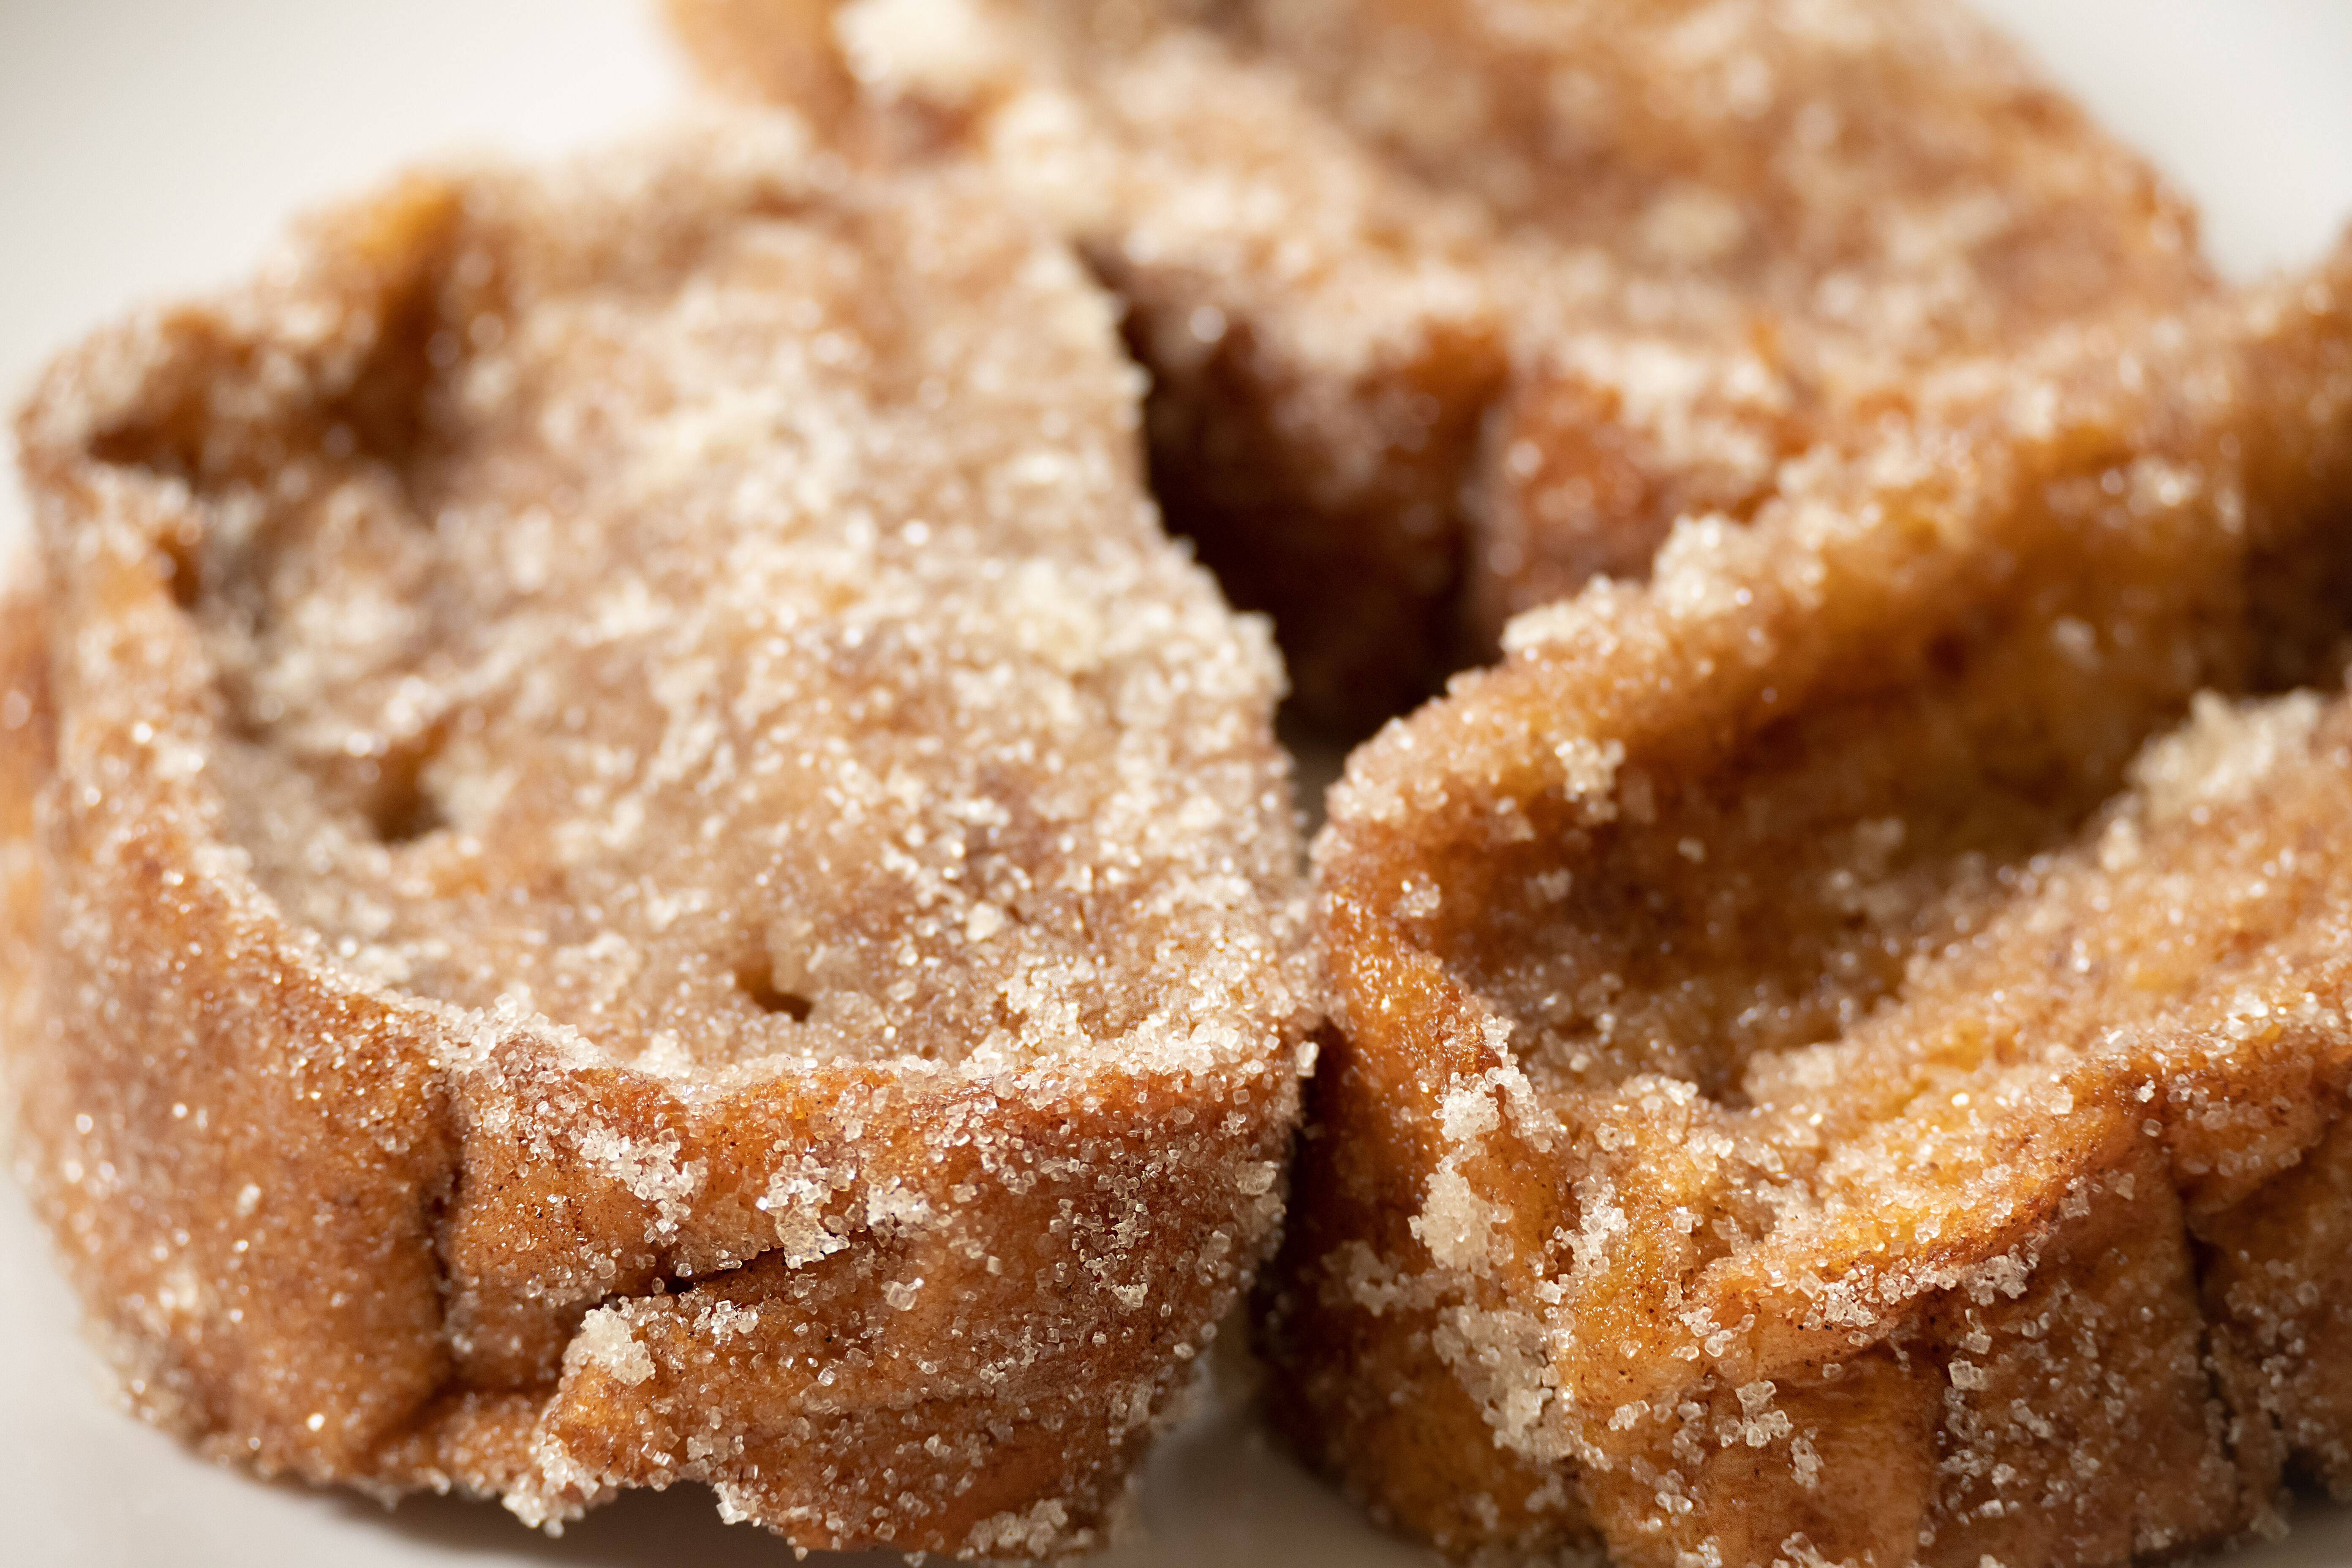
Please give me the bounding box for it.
[3,2,2352,1563]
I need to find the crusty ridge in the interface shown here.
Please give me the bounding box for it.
[6,117,1313,1557]
[1265,242,2352,1563]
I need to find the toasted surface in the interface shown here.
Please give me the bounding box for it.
[0,570,48,1130]
[1263,247,2352,1562]
[672,0,2209,727]
[7,118,1312,1557]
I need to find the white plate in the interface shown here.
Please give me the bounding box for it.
[3,2,2351,1562]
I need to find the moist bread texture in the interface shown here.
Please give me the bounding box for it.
[1263,245,2352,1563]
[672,0,2211,727]
[5,117,1314,1558]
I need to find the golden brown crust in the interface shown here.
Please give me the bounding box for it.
[9,118,1312,1557]
[0,565,54,1179]
[667,0,860,126]
[670,0,2210,730]
[1264,245,2352,1563]
[0,569,51,843]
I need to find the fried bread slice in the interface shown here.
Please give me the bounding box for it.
[671,0,2210,727]
[6,117,1313,1557]
[1262,244,2352,1561]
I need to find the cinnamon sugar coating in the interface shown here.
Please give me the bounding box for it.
[1262,247,2352,1562]
[0,574,48,1124]
[671,0,2208,727]
[5,119,1314,1558]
